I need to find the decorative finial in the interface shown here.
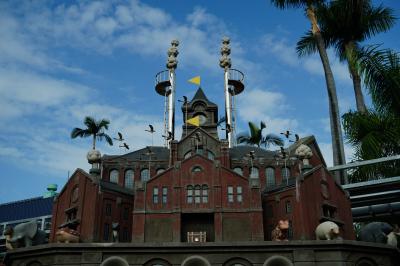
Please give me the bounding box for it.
[295,144,313,168]
[219,36,231,70]
[166,39,179,70]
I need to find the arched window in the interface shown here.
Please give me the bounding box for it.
[285,200,292,214]
[184,151,191,159]
[233,167,243,175]
[124,170,134,189]
[192,166,202,172]
[141,168,150,182]
[109,169,119,183]
[187,185,193,203]
[202,185,208,203]
[265,167,275,186]
[194,185,201,203]
[250,167,259,178]
[281,167,290,180]
[207,150,215,160]
[156,168,165,174]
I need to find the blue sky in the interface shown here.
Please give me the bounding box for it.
[0,0,399,203]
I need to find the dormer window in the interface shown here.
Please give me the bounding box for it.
[109,169,119,183]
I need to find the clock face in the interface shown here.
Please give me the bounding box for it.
[198,114,207,125]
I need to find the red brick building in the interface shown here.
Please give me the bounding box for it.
[50,88,354,244]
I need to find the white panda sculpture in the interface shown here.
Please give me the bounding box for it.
[315,221,341,240]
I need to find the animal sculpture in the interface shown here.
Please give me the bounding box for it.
[4,221,47,249]
[55,227,80,243]
[359,222,393,244]
[315,221,340,240]
[271,220,289,241]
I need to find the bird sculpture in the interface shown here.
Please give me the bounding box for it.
[280,130,291,139]
[114,132,124,141]
[162,131,173,140]
[145,125,155,133]
[280,146,287,158]
[119,143,129,150]
[249,150,255,160]
[289,133,300,143]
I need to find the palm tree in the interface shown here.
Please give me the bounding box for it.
[342,47,400,181]
[343,111,400,182]
[357,46,400,116]
[237,121,284,148]
[297,0,396,113]
[271,0,347,183]
[71,116,113,150]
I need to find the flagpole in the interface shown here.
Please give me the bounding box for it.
[219,37,233,148]
[166,40,179,147]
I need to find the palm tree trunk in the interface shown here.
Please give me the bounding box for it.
[307,5,347,184]
[345,44,367,113]
[92,135,96,150]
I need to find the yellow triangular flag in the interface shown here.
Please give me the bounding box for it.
[186,115,200,126]
[188,76,201,86]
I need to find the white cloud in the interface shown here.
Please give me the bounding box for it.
[318,142,355,167]
[236,88,298,136]
[259,33,351,84]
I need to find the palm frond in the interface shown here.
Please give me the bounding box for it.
[263,134,284,148]
[296,31,318,57]
[97,119,110,130]
[71,128,91,138]
[97,133,113,146]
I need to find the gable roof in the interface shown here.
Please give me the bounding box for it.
[103,146,169,162]
[189,87,217,107]
[286,135,327,167]
[229,145,277,160]
[0,196,54,223]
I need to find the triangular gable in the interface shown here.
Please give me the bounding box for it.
[287,135,327,167]
[57,168,94,198]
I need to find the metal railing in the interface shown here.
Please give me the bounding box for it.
[155,70,170,86]
[228,68,244,83]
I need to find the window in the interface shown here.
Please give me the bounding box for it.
[162,187,168,204]
[0,224,4,236]
[105,203,112,216]
[207,150,215,160]
[281,167,290,180]
[192,166,202,172]
[123,207,129,220]
[153,187,159,204]
[187,186,193,203]
[233,167,243,175]
[44,217,51,230]
[266,167,276,186]
[285,200,292,214]
[194,185,201,203]
[196,147,203,155]
[110,169,119,183]
[36,219,42,230]
[103,223,110,241]
[250,167,259,178]
[202,185,208,203]
[184,151,191,159]
[237,186,243,203]
[157,168,165,174]
[228,186,234,203]
[141,168,150,182]
[124,169,134,188]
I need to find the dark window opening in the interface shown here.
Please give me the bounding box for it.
[103,223,110,241]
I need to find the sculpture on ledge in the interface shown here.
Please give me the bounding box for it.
[55,227,80,243]
[271,220,289,241]
[315,221,341,240]
[4,220,47,249]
